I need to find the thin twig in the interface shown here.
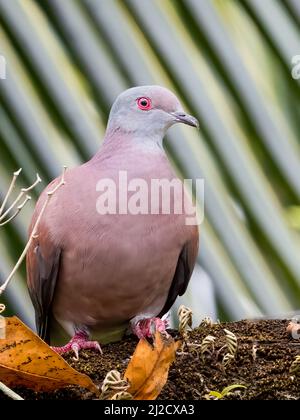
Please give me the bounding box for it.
[0,168,22,217]
[0,381,24,400]
[0,195,31,227]
[0,170,66,402]
[0,174,41,223]
[0,167,66,297]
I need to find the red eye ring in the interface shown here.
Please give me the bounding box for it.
[137,97,152,111]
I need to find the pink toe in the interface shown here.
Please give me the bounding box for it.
[133,317,169,339]
[51,332,102,358]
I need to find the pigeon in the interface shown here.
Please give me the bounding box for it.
[26,86,199,358]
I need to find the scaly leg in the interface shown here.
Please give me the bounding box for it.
[52,330,102,360]
[131,317,169,339]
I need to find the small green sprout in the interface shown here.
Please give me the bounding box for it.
[206,384,247,400]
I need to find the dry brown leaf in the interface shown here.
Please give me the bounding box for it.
[124,332,180,400]
[0,317,99,394]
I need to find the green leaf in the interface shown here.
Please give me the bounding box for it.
[208,391,223,399]
[221,384,247,397]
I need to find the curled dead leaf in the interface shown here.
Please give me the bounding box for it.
[125,331,180,400]
[0,317,99,395]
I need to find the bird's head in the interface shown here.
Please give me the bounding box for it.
[107,86,199,138]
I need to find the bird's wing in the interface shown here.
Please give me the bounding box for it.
[26,238,61,343]
[158,234,199,318]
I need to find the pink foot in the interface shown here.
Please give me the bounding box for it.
[52,331,102,360]
[132,317,169,340]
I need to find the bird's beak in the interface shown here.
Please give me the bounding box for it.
[171,111,199,128]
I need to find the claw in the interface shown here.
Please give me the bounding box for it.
[71,343,80,361]
[52,331,102,360]
[132,317,169,340]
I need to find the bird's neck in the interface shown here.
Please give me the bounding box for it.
[100,128,165,155]
[89,128,173,176]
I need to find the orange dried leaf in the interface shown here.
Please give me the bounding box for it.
[124,332,180,400]
[0,317,99,394]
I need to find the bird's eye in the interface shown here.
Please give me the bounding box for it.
[137,97,152,111]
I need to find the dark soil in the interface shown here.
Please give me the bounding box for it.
[2,319,300,400]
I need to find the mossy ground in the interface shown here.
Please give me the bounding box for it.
[1,319,300,400]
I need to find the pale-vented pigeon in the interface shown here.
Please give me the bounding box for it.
[27,86,199,358]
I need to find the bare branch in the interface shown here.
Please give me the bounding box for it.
[0,168,22,217]
[22,173,42,193]
[0,195,31,227]
[0,381,24,400]
[0,167,67,297]
[0,174,41,223]
[0,170,65,402]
